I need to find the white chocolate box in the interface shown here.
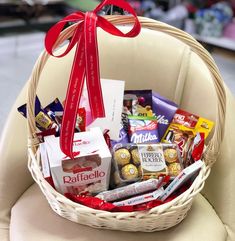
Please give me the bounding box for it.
[43,127,112,195]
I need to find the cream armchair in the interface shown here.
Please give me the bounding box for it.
[0,18,235,241]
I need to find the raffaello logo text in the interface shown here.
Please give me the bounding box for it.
[73,139,90,146]
[63,170,105,184]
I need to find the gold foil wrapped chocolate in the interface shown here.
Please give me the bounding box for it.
[112,143,182,187]
[121,164,139,180]
[168,162,182,177]
[114,148,131,166]
[131,148,141,166]
[138,143,183,179]
[164,148,178,163]
[138,144,168,179]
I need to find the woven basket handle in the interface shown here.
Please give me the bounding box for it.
[27,16,226,167]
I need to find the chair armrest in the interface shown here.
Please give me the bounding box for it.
[202,86,235,241]
[0,83,34,235]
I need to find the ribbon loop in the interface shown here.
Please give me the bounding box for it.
[45,0,141,159]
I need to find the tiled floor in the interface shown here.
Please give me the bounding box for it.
[0,32,235,134]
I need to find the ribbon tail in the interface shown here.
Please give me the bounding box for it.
[84,12,105,120]
[60,35,86,159]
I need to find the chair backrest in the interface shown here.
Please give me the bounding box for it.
[36,26,217,120]
[1,23,232,237]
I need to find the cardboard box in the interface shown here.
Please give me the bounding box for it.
[44,127,112,195]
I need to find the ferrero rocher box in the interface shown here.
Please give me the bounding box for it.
[44,127,112,195]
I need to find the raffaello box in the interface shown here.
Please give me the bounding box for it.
[44,127,112,195]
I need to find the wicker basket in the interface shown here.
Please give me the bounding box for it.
[27,16,226,232]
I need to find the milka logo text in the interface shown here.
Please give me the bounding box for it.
[131,132,158,143]
[157,115,169,125]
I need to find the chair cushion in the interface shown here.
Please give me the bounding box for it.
[10,184,227,241]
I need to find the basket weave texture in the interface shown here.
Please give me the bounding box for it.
[27,16,226,232]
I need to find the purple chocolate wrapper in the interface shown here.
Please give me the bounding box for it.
[128,116,159,144]
[152,92,178,140]
[110,125,129,148]
[153,92,178,107]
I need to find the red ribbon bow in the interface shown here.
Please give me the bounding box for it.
[45,0,141,159]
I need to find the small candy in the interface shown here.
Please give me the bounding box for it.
[168,162,182,177]
[131,148,141,166]
[18,96,55,131]
[114,148,131,166]
[164,148,178,163]
[121,164,138,180]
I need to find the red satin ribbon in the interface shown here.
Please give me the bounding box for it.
[45,0,141,159]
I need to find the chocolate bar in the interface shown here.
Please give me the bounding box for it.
[152,92,178,140]
[18,96,55,131]
[113,187,164,206]
[128,116,159,144]
[97,179,161,202]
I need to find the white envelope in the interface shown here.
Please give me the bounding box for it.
[82,79,125,141]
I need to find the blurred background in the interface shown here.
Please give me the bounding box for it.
[0,0,235,131]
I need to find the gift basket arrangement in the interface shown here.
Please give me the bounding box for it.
[21,0,226,232]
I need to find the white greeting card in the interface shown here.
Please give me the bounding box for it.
[80,79,125,140]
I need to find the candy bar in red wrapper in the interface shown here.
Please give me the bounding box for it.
[65,193,164,212]
[59,103,86,133]
[76,108,86,132]
[65,193,133,212]
[186,132,205,167]
[162,109,214,166]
